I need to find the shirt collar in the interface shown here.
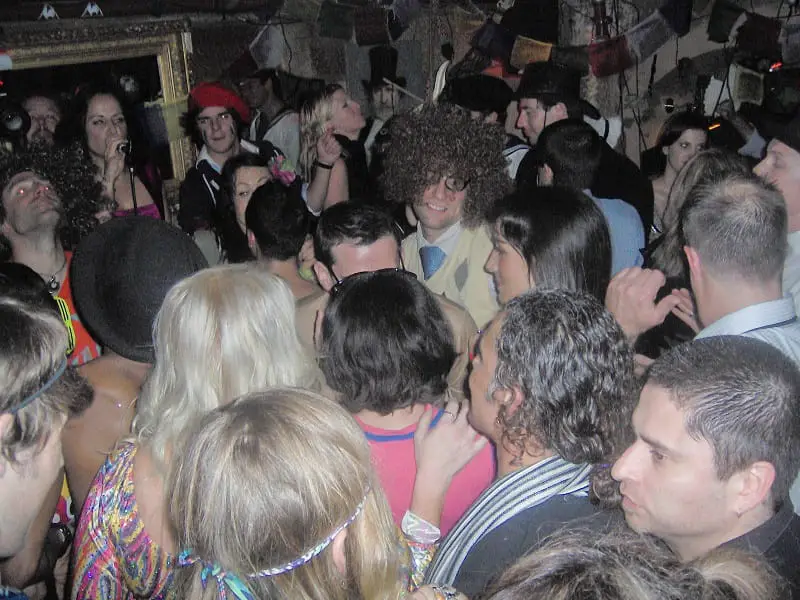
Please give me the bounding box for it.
[696,298,797,338]
[723,499,796,556]
[196,145,222,173]
[416,220,463,256]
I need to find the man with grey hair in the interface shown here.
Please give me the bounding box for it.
[426,289,634,596]
[608,172,800,361]
[606,172,800,514]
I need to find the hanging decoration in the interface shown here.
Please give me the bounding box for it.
[37,3,60,19]
[460,0,799,80]
[0,49,11,71]
[81,2,104,17]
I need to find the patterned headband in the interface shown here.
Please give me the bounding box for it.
[177,490,369,600]
[8,359,67,415]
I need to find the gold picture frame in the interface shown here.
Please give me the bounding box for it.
[4,16,194,218]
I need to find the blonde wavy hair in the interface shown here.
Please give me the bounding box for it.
[133,263,319,470]
[168,388,405,600]
[298,84,342,181]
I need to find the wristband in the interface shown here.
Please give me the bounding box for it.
[315,160,334,170]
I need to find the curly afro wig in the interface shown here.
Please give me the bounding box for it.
[0,143,106,259]
[379,103,512,228]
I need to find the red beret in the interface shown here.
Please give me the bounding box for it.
[189,81,251,125]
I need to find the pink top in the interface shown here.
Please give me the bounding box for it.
[356,406,496,536]
[113,203,162,219]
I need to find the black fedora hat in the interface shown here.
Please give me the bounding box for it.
[516,62,600,120]
[71,217,208,363]
[442,74,513,115]
[363,45,406,92]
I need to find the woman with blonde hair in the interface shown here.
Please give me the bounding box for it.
[169,388,470,600]
[299,84,368,213]
[71,264,318,599]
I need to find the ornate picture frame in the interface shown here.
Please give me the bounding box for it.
[4,17,194,216]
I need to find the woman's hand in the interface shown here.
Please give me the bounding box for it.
[410,400,488,525]
[316,128,342,166]
[102,134,127,194]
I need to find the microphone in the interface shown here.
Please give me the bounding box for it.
[117,140,132,156]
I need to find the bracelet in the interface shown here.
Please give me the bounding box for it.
[314,160,334,170]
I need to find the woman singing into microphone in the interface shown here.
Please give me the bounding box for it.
[58,81,163,220]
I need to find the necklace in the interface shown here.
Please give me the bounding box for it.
[38,255,68,294]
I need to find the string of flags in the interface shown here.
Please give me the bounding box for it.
[472,0,799,78]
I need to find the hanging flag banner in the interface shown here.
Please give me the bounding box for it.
[589,36,634,77]
[0,49,11,71]
[625,11,673,63]
[510,36,553,69]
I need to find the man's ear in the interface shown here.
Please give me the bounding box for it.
[494,386,524,417]
[0,413,12,477]
[484,112,499,124]
[684,245,701,279]
[551,102,569,121]
[313,261,335,293]
[731,461,776,516]
[539,164,554,186]
[246,230,258,255]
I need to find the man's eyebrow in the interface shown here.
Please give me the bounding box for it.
[639,433,674,455]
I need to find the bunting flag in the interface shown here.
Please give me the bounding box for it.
[625,11,673,63]
[549,45,590,74]
[0,49,11,71]
[354,5,389,45]
[781,21,800,65]
[279,0,322,22]
[736,13,782,57]
[706,0,744,43]
[510,36,553,69]
[658,0,693,36]
[318,0,354,40]
[471,21,517,65]
[589,36,634,77]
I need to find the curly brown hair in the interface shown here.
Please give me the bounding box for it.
[0,142,106,260]
[379,103,512,228]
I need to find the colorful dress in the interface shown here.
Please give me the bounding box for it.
[71,442,174,599]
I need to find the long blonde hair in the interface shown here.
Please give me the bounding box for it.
[133,263,318,469]
[168,388,404,600]
[299,84,342,181]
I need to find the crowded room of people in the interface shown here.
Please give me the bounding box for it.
[2,0,800,597]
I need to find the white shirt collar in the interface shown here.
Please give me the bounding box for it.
[416,220,463,256]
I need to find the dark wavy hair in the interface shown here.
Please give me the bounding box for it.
[314,203,399,270]
[320,270,456,415]
[491,187,611,303]
[492,289,636,504]
[245,181,309,261]
[379,103,512,227]
[55,80,146,167]
[0,144,105,260]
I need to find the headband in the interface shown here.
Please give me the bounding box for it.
[178,491,369,600]
[8,359,67,415]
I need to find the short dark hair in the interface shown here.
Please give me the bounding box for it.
[180,105,245,150]
[314,203,398,269]
[245,181,309,261]
[492,289,635,467]
[320,270,456,415]
[646,336,800,510]
[491,187,611,303]
[248,68,284,101]
[534,119,602,190]
[679,173,787,283]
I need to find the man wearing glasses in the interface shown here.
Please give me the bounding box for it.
[381,103,512,327]
[297,202,477,397]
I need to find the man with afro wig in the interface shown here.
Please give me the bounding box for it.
[380,103,511,327]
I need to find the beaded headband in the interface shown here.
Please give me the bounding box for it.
[8,359,67,415]
[178,490,369,600]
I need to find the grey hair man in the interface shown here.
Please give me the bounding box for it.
[613,336,800,598]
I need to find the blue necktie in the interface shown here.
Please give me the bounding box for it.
[419,246,446,280]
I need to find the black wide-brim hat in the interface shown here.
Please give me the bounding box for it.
[71,216,208,363]
[363,45,406,92]
[516,62,600,120]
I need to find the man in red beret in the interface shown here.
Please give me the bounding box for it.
[177,81,256,238]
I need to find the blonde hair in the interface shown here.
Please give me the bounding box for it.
[299,84,342,181]
[168,388,404,600]
[133,263,318,469]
